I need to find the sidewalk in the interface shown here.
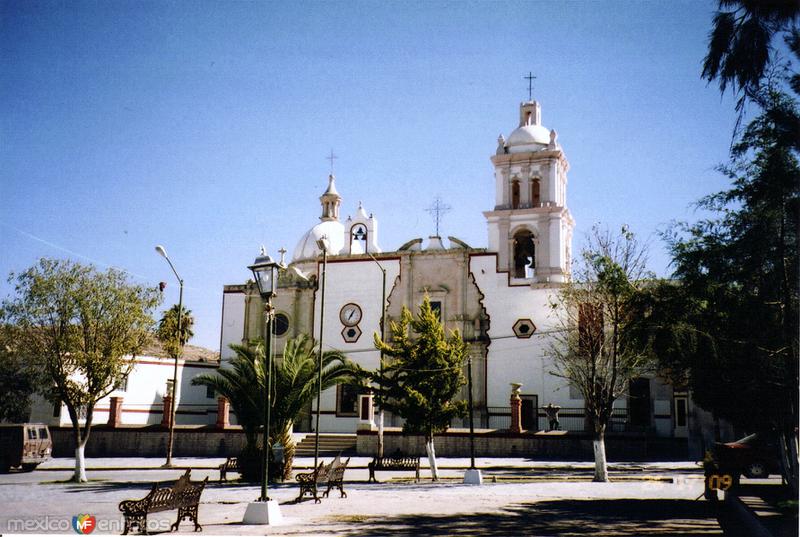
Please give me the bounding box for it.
[38,456,701,472]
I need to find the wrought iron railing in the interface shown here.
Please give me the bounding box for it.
[484,407,631,433]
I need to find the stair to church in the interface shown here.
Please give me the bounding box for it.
[293,433,357,456]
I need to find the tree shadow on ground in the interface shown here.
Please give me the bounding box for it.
[344,499,740,537]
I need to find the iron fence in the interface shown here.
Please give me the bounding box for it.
[484,407,631,433]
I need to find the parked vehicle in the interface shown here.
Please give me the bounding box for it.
[0,423,52,472]
[712,433,781,479]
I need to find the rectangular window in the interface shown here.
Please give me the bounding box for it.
[336,384,359,417]
[206,385,215,399]
[578,303,604,357]
[430,301,442,321]
[676,398,687,427]
[52,402,61,418]
[38,427,49,439]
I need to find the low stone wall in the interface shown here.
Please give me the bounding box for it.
[357,428,688,461]
[50,425,248,458]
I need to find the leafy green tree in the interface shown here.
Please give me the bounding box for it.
[548,225,653,482]
[1,259,160,482]
[192,334,358,481]
[372,296,468,481]
[156,304,194,359]
[643,88,799,487]
[702,0,798,113]
[0,324,40,423]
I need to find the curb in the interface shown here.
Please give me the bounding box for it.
[724,491,773,537]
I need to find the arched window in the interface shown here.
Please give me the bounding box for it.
[531,179,541,207]
[511,180,520,209]
[512,229,535,278]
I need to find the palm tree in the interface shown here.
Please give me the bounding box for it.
[702,0,799,112]
[192,334,360,481]
[156,304,195,359]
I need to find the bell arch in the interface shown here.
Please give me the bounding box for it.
[511,227,536,278]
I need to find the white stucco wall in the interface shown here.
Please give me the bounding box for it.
[312,257,401,433]
[220,291,246,360]
[470,253,577,409]
[29,357,220,427]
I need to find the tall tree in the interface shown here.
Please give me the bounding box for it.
[192,334,358,481]
[1,259,160,482]
[372,296,468,481]
[645,88,799,486]
[548,225,652,482]
[156,304,194,359]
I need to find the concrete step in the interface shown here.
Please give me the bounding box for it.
[294,433,356,455]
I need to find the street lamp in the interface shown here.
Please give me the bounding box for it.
[243,247,283,525]
[463,354,482,484]
[367,252,387,459]
[155,245,183,469]
[313,235,329,499]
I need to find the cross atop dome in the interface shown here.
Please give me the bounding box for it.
[524,72,537,101]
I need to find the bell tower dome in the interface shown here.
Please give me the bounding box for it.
[483,99,574,284]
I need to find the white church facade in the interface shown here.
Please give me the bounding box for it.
[220,98,690,440]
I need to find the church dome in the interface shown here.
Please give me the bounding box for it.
[292,220,345,262]
[507,124,551,148]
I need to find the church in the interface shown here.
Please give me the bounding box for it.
[220,97,690,441]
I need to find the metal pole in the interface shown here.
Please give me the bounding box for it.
[261,298,274,502]
[467,354,476,469]
[164,270,183,467]
[313,248,327,496]
[368,252,387,459]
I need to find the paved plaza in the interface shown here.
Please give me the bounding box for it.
[0,457,763,535]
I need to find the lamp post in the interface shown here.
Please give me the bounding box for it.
[367,252,387,458]
[155,245,183,469]
[463,354,483,484]
[243,248,283,525]
[313,236,329,497]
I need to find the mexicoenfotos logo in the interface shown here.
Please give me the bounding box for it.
[72,514,96,534]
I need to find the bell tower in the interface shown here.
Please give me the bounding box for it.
[483,99,574,284]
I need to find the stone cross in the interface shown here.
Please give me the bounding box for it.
[425,196,451,238]
[326,149,338,174]
[524,72,537,101]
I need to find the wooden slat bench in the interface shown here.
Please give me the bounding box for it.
[118,469,208,535]
[218,457,240,482]
[368,456,420,483]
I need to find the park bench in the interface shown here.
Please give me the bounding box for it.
[218,457,240,482]
[118,469,208,535]
[367,456,420,483]
[322,457,350,499]
[295,459,333,503]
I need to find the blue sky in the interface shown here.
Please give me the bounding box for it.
[1,1,740,351]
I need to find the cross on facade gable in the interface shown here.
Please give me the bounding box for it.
[524,72,537,101]
[425,196,451,238]
[326,149,338,174]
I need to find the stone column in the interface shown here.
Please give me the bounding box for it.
[216,396,230,429]
[510,383,523,434]
[161,395,173,428]
[107,396,123,428]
